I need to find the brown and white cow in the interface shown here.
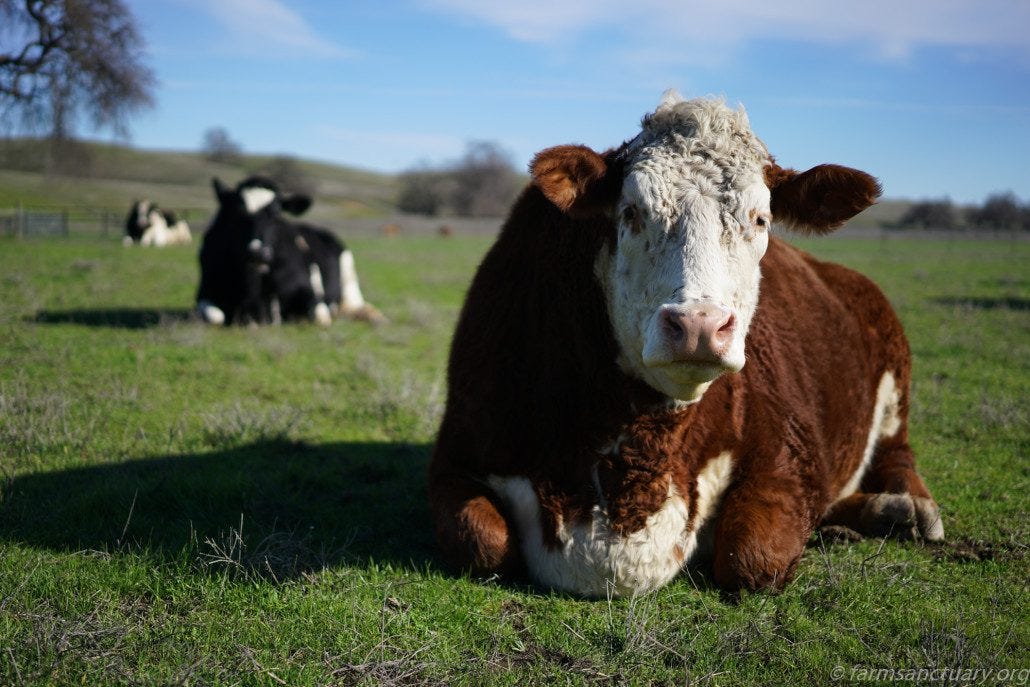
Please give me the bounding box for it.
[429,92,943,597]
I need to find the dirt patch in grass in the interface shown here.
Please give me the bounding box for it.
[811,526,1027,565]
[930,537,1026,564]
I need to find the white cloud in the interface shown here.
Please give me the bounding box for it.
[422,0,622,44]
[195,0,357,59]
[421,0,1030,63]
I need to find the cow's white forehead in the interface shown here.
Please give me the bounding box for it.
[240,186,277,214]
[623,94,770,212]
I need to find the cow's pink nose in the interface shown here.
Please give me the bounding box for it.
[659,304,736,363]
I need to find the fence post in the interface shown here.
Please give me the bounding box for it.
[16,202,23,238]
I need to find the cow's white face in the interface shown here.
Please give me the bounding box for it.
[136,201,153,228]
[594,94,772,403]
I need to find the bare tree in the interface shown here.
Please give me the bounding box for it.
[258,154,317,197]
[0,0,155,146]
[897,198,959,230]
[448,141,520,217]
[968,192,1022,230]
[397,142,521,217]
[201,126,243,164]
[397,164,451,216]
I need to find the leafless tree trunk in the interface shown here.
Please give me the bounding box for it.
[0,0,155,169]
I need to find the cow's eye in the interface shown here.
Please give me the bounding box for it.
[621,205,643,233]
[754,214,771,231]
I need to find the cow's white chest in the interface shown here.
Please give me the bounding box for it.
[487,451,733,597]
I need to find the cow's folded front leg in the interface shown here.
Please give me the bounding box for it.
[712,478,812,593]
[429,472,522,577]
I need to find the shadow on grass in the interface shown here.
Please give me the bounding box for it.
[931,296,1030,311]
[31,307,195,329]
[0,440,438,578]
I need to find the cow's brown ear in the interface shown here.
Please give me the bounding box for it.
[531,145,617,217]
[766,162,881,234]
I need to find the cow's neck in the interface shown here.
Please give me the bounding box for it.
[516,193,681,452]
[446,185,710,479]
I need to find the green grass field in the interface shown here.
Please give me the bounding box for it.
[0,231,1027,685]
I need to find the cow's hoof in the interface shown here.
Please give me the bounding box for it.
[913,496,944,541]
[859,493,944,542]
[860,493,918,540]
[346,303,388,325]
[314,302,332,326]
[197,301,226,326]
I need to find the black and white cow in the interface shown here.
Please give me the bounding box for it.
[124,200,192,246]
[195,176,383,326]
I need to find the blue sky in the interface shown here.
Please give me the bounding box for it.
[117,0,1029,203]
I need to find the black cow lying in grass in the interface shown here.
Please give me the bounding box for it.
[196,176,384,326]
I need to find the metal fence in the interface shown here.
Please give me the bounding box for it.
[0,205,211,238]
[0,208,68,237]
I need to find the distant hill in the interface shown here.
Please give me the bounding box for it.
[0,137,916,234]
[844,198,913,231]
[0,138,400,228]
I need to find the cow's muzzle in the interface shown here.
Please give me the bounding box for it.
[247,238,273,271]
[648,301,736,367]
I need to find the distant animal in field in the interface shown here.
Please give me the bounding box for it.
[123,200,192,246]
[429,92,943,598]
[382,223,401,238]
[195,176,385,326]
[437,224,454,237]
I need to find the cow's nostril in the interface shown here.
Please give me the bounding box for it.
[709,313,736,356]
[717,312,736,334]
[662,311,684,339]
